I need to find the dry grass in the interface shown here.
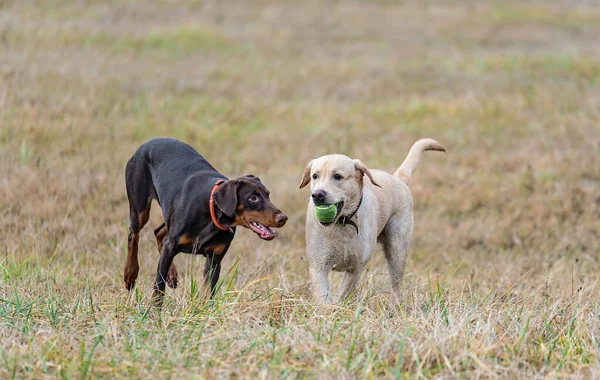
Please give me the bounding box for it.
[1,0,600,378]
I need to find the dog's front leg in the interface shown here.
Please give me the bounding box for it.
[154,223,178,289]
[153,237,177,307]
[202,253,224,299]
[334,269,362,303]
[309,267,330,303]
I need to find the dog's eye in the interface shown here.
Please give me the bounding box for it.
[312,173,318,180]
[249,195,259,203]
[333,174,343,180]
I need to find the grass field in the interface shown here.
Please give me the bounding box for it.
[1,0,600,378]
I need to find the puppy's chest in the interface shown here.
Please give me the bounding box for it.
[328,244,362,272]
[178,233,233,256]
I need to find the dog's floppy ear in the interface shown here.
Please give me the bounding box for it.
[213,180,240,217]
[298,160,313,189]
[353,159,381,188]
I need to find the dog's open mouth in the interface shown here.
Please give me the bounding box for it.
[319,201,344,227]
[249,221,275,241]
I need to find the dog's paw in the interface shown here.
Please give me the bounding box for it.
[152,290,165,308]
[123,264,139,291]
[124,278,136,291]
[166,264,178,289]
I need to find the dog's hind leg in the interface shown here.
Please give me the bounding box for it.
[124,158,154,291]
[381,216,413,300]
[154,223,178,289]
[124,198,151,290]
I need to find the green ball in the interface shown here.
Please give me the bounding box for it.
[315,204,337,223]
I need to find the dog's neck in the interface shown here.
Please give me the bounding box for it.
[337,194,362,234]
[209,179,235,232]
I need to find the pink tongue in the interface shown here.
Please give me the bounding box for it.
[252,222,275,240]
[261,227,275,239]
[260,225,275,238]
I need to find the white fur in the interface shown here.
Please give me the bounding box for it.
[300,139,445,303]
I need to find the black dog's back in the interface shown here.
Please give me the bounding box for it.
[125,138,224,231]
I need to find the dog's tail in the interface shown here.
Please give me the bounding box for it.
[394,138,446,184]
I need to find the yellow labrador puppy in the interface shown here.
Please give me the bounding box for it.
[299,139,445,303]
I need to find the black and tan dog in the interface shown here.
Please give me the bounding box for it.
[124,138,287,305]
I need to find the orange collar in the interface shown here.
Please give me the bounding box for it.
[209,179,230,231]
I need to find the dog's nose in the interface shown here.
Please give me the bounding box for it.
[311,190,327,205]
[275,212,288,227]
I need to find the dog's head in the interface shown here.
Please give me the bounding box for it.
[298,154,380,226]
[213,175,287,240]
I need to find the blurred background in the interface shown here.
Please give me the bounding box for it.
[1,0,599,376]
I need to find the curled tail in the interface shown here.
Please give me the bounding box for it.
[394,138,446,184]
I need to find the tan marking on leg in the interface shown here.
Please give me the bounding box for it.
[124,233,140,290]
[211,243,228,255]
[155,224,167,253]
[178,234,194,246]
[166,262,178,289]
[138,201,151,228]
[125,199,152,291]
